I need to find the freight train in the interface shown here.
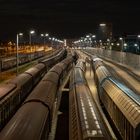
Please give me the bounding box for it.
[0,49,67,130]
[0,53,75,140]
[0,49,61,71]
[69,59,113,140]
[91,55,140,140]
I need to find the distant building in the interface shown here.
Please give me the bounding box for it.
[98,23,113,41]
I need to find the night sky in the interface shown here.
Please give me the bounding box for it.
[0,0,140,41]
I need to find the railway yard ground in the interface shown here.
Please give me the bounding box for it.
[0,49,140,140]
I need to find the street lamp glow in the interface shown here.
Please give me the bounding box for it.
[119,37,123,40]
[138,35,140,38]
[30,30,35,34]
[111,43,114,45]
[134,43,138,47]
[117,43,120,46]
[45,33,49,37]
[19,33,23,36]
[100,23,106,27]
[124,43,127,47]
[86,35,90,38]
[92,35,96,38]
[41,33,49,37]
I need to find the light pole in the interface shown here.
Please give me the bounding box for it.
[52,37,55,48]
[92,35,96,47]
[107,38,111,49]
[41,33,49,51]
[48,37,52,48]
[99,40,102,48]
[29,30,35,45]
[29,30,35,60]
[16,33,23,76]
[119,37,124,51]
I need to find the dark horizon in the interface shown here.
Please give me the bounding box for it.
[0,0,140,41]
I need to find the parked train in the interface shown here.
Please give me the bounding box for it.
[0,49,67,130]
[91,55,140,140]
[69,59,113,140]
[0,49,61,71]
[0,51,44,71]
[0,54,75,140]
